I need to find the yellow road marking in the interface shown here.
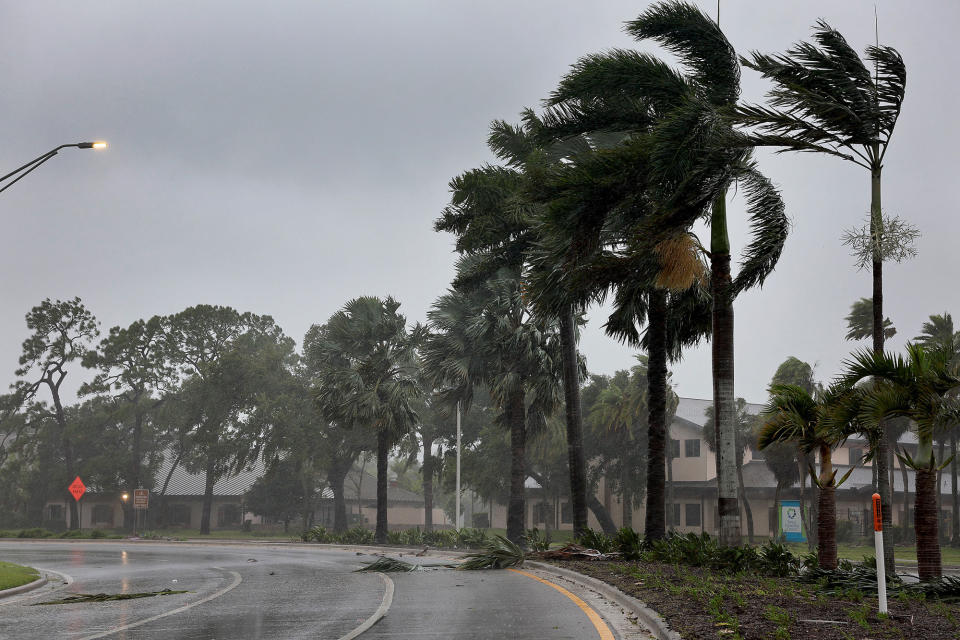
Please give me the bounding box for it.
[508,568,615,640]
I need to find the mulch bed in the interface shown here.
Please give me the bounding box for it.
[557,560,960,639]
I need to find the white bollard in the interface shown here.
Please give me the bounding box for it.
[872,493,887,615]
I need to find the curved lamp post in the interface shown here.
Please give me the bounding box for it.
[0,141,108,195]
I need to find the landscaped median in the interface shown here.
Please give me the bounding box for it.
[459,530,960,640]
[0,561,41,593]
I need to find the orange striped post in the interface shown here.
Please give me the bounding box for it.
[872,493,887,614]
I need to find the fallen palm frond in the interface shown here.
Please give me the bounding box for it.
[533,543,613,561]
[355,557,424,573]
[458,535,525,570]
[33,589,188,605]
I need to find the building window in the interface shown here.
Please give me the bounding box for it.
[849,447,864,464]
[560,502,572,524]
[217,504,241,527]
[171,504,191,527]
[667,503,681,526]
[685,503,701,527]
[92,504,114,526]
[533,502,554,524]
[684,439,701,458]
[47,504,64,522]
[669,439,680,459]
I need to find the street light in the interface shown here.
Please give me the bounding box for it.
[0,141,108,195]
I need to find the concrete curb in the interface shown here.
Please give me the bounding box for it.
[526,561,682,640]
[0,575,47,599]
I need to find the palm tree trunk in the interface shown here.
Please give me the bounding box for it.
[375,429,389,543]
[506,389,527,544]
[951,431,958,546]
[712,196,740,547]
[327,459,351,533]
[738,453,755,543]
[667,453,675,531]
[621,463,632,529]
[871,161,895,571]
[817,445,837,570]
[916,467,942,581]
[587,492,617,536]
[645,289,668,540]
[899,452,910,531]
[559,307,589,538]
[422,435,434,532]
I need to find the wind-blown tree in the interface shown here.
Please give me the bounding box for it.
[759,385,858,570]
[845,298,896,342]
[312,296,421,543]
[164,305,295,535]
[81,316,176,531]
[13,298,99,529]
[434,112,592,537]
[740,20,906,564]
[423,263,563,543]
[703,398,759,542]
[533,1,788,545]
[839,345,960,580]
[913,313,960,544]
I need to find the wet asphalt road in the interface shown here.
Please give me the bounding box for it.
[0,541,619,640]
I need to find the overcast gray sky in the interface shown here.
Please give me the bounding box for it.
[1,1,958,404]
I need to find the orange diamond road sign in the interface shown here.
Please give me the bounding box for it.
[69,477,86,501]
[133,489,149,510]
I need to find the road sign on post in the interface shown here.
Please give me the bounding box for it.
[69,477,86,501]
[133,489,149,510]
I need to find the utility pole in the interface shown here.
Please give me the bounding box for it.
[456,402,462,529]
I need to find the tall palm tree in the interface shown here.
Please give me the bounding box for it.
[740,21,906,565]
[839,345,960,580]
[759,384,857,570]
[914,313,960,544]
[534,1,788,545]
[311,296,421,544]
[434,113,592,538]
[422,263,563,543]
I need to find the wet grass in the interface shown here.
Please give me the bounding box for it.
[0,561,40,590]
[785,542,960,565]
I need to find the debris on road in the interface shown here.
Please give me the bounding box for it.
[33,589,189,605]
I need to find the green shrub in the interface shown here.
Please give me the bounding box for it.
[59,529,85,539]
[424,529,457,548]
[302,525,331,542]
[385,530,406,545]
[17,528,54,539]
[758,540,800,577]
[339,526,375,545]
[89,529,107,539]
[615,527,643,560]
[576,529,615,553]
[455,528,488,548]
[0,530,17,538]
[523,528,550,551]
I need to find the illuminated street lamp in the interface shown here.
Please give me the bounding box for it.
[0,141,108,195]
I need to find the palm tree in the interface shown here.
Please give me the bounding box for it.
[434,113,592,538]
[311,296,421,544]
[534,1,788,545]
[759,384,857,570]
[914,313,960,544]
[839,345,960,580]
[845,298,897,342]
[740,21,906,565]
[422,264,563,543]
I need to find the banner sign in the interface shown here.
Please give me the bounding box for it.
[779,500,806,542]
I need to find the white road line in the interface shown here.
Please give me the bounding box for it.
[337,572,394,640]
[75,568,243,640]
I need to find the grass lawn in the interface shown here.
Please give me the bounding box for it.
[785,541,960,566]
[145,528,298,540]
[0,561,39,591]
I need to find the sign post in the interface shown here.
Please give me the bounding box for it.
[133,490,149,537]
[68,477,86,530]
[873,493,888,614]
[779,500,806,543]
